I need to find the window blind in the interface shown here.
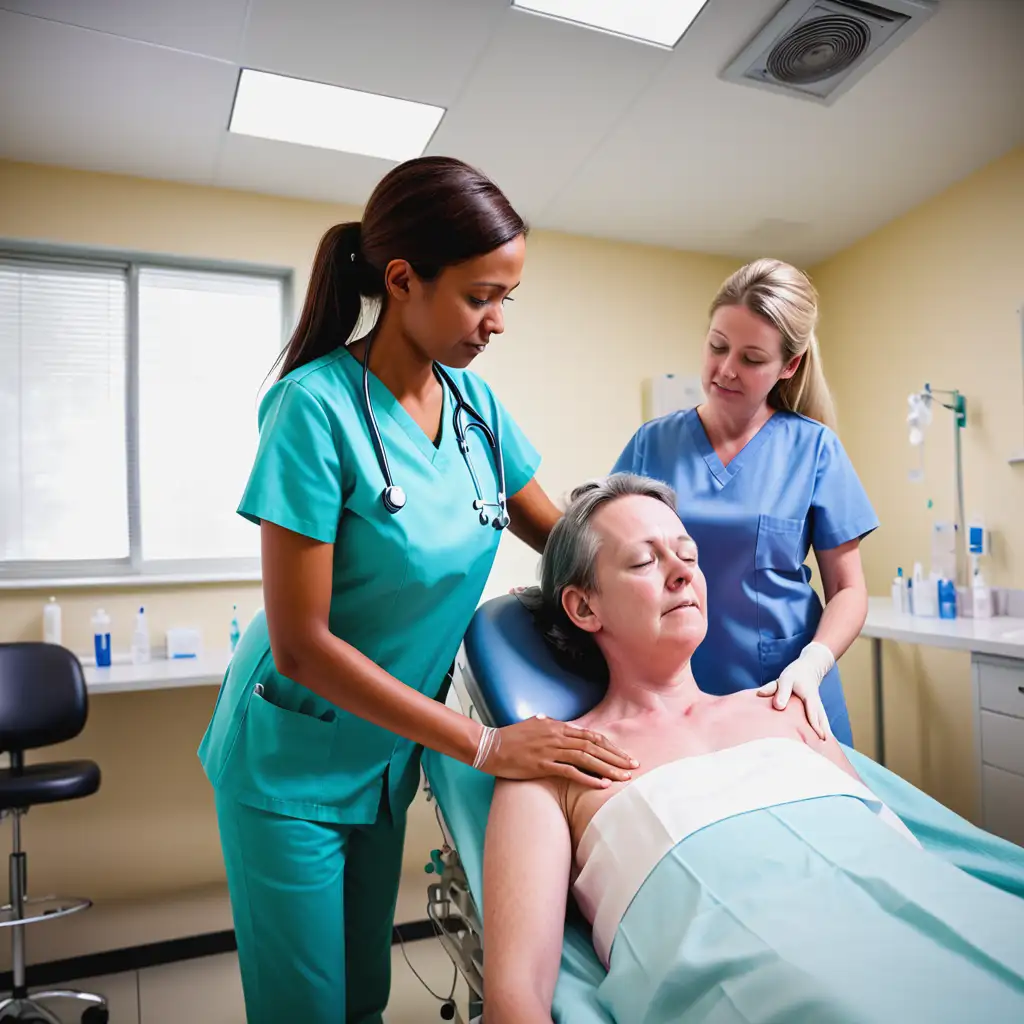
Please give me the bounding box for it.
[0,260,128,564]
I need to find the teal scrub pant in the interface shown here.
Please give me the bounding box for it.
[214,791,407,1024]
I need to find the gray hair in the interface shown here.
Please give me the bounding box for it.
[518,473,679,680]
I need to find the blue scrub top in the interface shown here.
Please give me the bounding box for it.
[199,347,540,824]
[612,408,877,743]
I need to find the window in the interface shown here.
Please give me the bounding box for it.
[0,246,289,583]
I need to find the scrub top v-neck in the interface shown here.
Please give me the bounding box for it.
[612,407,877,744]
[198,346,540,824]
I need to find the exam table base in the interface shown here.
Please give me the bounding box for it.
[426,844,484,1024]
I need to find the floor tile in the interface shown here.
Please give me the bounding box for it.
[138,953,243,1024]
[386,938,470,1024]
[28,970,139,1024]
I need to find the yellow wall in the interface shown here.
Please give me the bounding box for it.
[813,144,1024,819]
[0,159,737,913]
[3,142,1021,939]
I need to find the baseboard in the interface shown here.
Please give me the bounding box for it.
[0,918,445,990]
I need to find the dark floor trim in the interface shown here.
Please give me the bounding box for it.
[0,919,441,989]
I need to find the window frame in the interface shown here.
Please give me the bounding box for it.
[0,239,293,588]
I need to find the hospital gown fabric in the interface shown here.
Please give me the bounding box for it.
[422,745,1024,1024]
[599,797,1024,1023]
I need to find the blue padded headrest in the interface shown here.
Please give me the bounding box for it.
[461,594,606,727]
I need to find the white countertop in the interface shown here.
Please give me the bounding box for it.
[80,598,1024,695]
[84,650,230,695]
[863,597,1024,660]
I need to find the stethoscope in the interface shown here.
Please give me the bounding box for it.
[360,334,509,530]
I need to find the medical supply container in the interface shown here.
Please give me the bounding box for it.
[891,568,907,614]
[166,627,202,659]
[92,609,112,668]
[938,579,957,620]
[131,606,151,665]
[42,596,62,645]
[911,563,937,617]
[972,571,993,619]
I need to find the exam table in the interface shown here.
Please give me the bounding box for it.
[420,595,1024,1024]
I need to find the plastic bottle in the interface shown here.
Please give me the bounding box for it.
[230,605,241,653]
[911,563,936,617]
[938,579,957,620]
[92,609,112,668]
[131,606,151,665]
[891,568,907,614]
[43,596,62,645]
[972,570,993,619]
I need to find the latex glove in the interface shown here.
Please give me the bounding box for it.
[757,641,835,741]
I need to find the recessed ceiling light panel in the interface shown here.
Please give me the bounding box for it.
[511,0,708,48]
[229,69,445,162]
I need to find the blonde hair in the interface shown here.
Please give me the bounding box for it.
[709,258,836,430]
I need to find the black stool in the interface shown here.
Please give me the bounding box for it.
[0,643,108,1024]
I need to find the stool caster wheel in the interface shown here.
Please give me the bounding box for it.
[82,1008,109,1024]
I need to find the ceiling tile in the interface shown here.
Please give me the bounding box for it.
[427,4,671,218]
[241,0,507,107]
[0,11,237,185]
[214,132,393,208]
[0,0,250,61]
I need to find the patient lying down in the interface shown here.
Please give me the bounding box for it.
[482,474,1024,1024]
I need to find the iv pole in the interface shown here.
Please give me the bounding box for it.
[915,383,968,588]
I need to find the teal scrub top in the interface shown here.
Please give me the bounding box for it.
[198,347,540,824]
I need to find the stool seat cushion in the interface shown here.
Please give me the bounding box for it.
[0,760,100,810]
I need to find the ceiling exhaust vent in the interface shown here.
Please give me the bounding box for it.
[720,0,938,105]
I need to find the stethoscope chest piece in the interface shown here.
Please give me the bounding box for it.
[382,485,407,513]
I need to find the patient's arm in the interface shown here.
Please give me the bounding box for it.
[787,703,864,784]
[483,778,572,1024]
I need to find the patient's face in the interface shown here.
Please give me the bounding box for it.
[568,495,708,660]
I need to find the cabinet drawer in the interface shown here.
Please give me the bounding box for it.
[982,765,1024,848]
[976,658,1024,719]
[980,710,1024,777]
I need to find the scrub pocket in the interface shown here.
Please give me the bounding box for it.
[754,514,806,573]
[242,685,339,806]
[754,514,812,685]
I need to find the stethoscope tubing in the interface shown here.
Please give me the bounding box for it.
[359,336,508,528]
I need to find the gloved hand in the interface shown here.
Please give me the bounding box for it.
[757,641,835,741]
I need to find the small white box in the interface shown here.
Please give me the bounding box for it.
[166,627,203,659]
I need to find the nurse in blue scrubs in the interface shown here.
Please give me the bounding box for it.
[198,156,636,1024]
[613,258,877,747]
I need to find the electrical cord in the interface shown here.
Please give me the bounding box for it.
[394,800,460,1016]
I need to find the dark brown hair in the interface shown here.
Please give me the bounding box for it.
[276,156,527,379]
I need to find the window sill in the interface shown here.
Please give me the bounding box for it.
[0,570,262,592]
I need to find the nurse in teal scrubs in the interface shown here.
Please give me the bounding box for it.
[613,259,877,747]
[198,156,636,1024]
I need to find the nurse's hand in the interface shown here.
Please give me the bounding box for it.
[757,641,836,741]
[481,715,639,788]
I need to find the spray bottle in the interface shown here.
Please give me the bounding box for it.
[131,606,151,665]
[230,605,241,653]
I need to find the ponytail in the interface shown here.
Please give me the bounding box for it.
[770,332,837,431]
[275,221,383,380]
